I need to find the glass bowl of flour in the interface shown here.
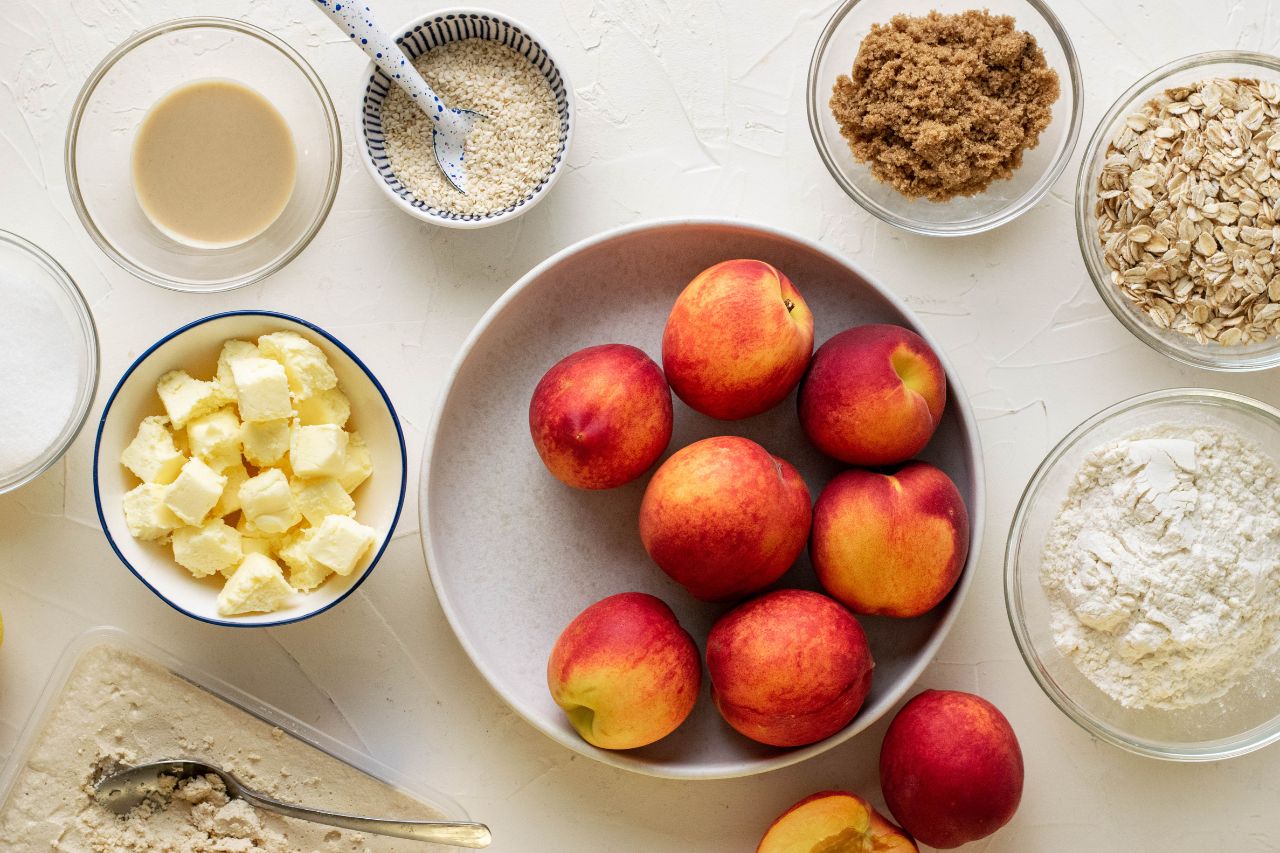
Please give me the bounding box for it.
[0,232,99,494]
[1007,388,1280,760]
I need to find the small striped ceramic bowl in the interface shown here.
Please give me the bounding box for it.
[358,9,573,229]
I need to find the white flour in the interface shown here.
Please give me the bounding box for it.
[1041,424,1280,710]
[0,271,81,475]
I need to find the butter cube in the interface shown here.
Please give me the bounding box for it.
[295,387,351,427]
[238,468,300,534]
[211,461,250,518]
[306,515,376,576]
[216,553,293,616]
[186,407,242,471]
[291,477,355,527]
[215,339,259,397]
[230,357,293,423]
[122,483,182,541]
[237,533,275,560]
[338,431,373,494]
[258,331,337,400]
[276,527,333,591]
[120,416,186,484]
[164,458,227,526]
[157,370,231,429]
[172,518,242,578]
[290,424,348,479]
[241,419,291,467]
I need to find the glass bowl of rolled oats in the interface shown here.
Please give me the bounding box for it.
[1078,52,1280,371]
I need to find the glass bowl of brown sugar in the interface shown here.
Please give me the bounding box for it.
[807,0,1083,237]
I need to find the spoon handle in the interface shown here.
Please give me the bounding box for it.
[236,786,492,847]
[310,0,452,125]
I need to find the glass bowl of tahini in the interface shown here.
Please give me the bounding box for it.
[1006,388,1280,761]
[66,17,341,292]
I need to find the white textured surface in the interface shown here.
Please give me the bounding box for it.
[2,1,1280,850]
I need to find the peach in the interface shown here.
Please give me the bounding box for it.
[706,589,874,747]
[758,791,917,853]
[798,325,946,466]
[547,592,701,750]
[529,344,673,490]
[662,259,814,420]
[812,462,969,618]
[880,690,1024,849]
[639,436,811,602]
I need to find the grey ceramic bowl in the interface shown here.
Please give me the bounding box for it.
[420,219,985,779]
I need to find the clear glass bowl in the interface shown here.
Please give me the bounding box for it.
[65,17,341,293]
[1006,388,1280,761]
[807,0,1082,236]
[1076,52,1280,371]
[0,231,99,494]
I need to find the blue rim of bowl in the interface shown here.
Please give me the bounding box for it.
[1004,387,1280,760]
[357,7,574,229]
[92,310,408,628]
[65,17,342,293]
[418,216,987,779]
[806,0,1084,237]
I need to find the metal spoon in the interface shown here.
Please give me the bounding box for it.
[93,759,492,848]
[311,0,484,194]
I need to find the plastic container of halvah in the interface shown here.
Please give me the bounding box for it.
[0,627,469,850]
[0,231,99,494]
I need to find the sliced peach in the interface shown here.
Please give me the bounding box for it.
[758,791,917,853]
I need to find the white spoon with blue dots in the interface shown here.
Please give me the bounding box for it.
[313,0,484,194]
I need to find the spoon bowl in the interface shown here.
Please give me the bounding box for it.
[94,759,493,847]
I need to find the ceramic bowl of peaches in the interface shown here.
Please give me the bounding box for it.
[422,220,984,780]
[94,311,406,627]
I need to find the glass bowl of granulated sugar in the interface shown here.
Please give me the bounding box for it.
[1006,388,1280,761]
[0,231,99,494]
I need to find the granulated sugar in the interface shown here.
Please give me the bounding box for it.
[0,270,82,476]
[382,39,560,215]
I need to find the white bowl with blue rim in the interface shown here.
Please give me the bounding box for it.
[93,311,406,627]
[357,8,573,228]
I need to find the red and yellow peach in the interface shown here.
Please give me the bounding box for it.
[547,592,701,750]
[663,260,814,420]
[757,791,917,853]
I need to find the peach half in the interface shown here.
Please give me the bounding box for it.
[758,791,917,853]
[662,259,814,420]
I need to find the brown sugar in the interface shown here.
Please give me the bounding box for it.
[830,10,1060,202]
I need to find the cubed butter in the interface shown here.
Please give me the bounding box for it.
[258,331,337,400]
[306,515,376,576]
[211,462,250,518]
[163,458,227,526]
[157,370,231,429]
[216,553,293,616]
[215,339,259,397]
[241,419,291,467]
[230,357,293,423]
[172,519,242,578]
[120,416,186,484]
[122,483,182,541]
[237,534,275,561]
[291,477,355,527]
[276,527,333,592]
[290,424,348,479]
[338,431,373,493]
[186,407,242,471]
[238,468,300,534]
[295,387,351,427]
